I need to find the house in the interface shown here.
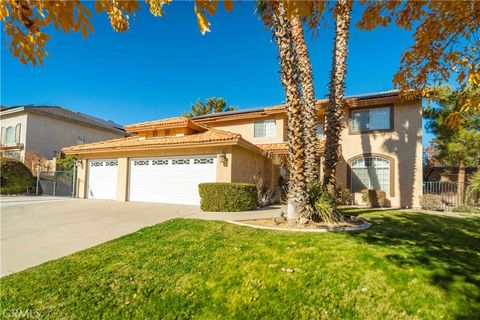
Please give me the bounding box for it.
[424,166,478,183]
[0,106,128,162]
[63,90,423,208]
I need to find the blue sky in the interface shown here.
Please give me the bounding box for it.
[1,1,433,144]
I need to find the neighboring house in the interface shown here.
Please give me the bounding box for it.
[0,106,128,162]
[424,166,478,183]
[64,90,423,208]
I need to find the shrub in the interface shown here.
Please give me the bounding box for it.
[361,189,388,208]
[307,182,343,223]
[419,194,443,211]
[465,172,480,206]
[334,186,353,205]
[254,176,275,207]
[0,158,36,194]
[199,183,257,212]
[56,154,76,171]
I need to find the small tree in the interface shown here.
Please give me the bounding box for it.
[183,97,236,118]
[56,155,76,171]
[424,85,480,202]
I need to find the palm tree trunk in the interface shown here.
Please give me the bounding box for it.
[290,14,319,185]
[272,4,308,222]
[322,0,353,191]
[458,159,465,205]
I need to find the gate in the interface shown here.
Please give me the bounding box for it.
[423,181,468,207]
[36,168,76,197]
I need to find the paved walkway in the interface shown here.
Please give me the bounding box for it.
[1,197,282,277]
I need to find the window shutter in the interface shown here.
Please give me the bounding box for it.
[0,126,4,144]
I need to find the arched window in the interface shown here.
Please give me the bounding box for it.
[351,156,390,194]
[5,126,15,144]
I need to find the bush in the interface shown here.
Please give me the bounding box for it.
[334,186,353,205]
[307,182,343,223]
[199,183,257,212]
[465,172,480,206]
[0,158,36,194]
[254,177,275,207]
[419,194,443,211]
[361,189,388,208]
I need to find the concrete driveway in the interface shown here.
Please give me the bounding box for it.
[1,197,280,277]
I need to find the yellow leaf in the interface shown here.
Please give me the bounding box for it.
[223,0,233,12]
[81,25,88,39]
[194,5,210,35]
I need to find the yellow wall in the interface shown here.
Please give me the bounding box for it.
[208,114,287,145]
[334,100,423,208]
[73,99,422,207]
[75,146,236,201]
[230,146,278,190]
[76,159,87,199]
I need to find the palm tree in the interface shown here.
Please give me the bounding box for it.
[270,3,308,222]
[290,14,319,185]
[322,0,353,191]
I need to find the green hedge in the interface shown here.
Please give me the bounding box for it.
[199,182,257,212]
[0,158,36,194]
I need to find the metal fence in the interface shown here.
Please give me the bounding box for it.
[36,169,76,197]
[423,181,469,206]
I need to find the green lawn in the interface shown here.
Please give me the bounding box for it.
[1,209,479,319]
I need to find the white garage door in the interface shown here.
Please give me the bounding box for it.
[129,156,217,205]
[87,160,118,200]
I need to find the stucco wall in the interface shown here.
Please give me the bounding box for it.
[0,112,29,160]
[334,100,423,208]
[25,113,125,159]
[76,159,87,199]
[209,114,287,145]
[74,146,234,200]
[230,146,278,191]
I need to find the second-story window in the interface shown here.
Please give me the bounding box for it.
[77,135,86,145]
[351,106,391,133]
[254,120,276,138]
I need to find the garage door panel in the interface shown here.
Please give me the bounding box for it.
[129,156,216,205]
[88,160,118,200]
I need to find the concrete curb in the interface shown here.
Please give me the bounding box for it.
[225,219,372,233]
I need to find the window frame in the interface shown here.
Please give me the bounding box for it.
[254,119,276,138]
[5,126,15,145]
[347,153,395,197]
[349,105,394,134]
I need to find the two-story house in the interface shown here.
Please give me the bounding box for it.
[64,91,423,208]
[0,106,128,162]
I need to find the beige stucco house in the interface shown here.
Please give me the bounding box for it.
[64,91,423,208]
[0,106,128,162]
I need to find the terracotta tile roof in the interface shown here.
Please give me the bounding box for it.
[258,143,288,154]
[258,139,326,155]
[124,117,207,133]
[63,127,264,155]
[195,91,403,124]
